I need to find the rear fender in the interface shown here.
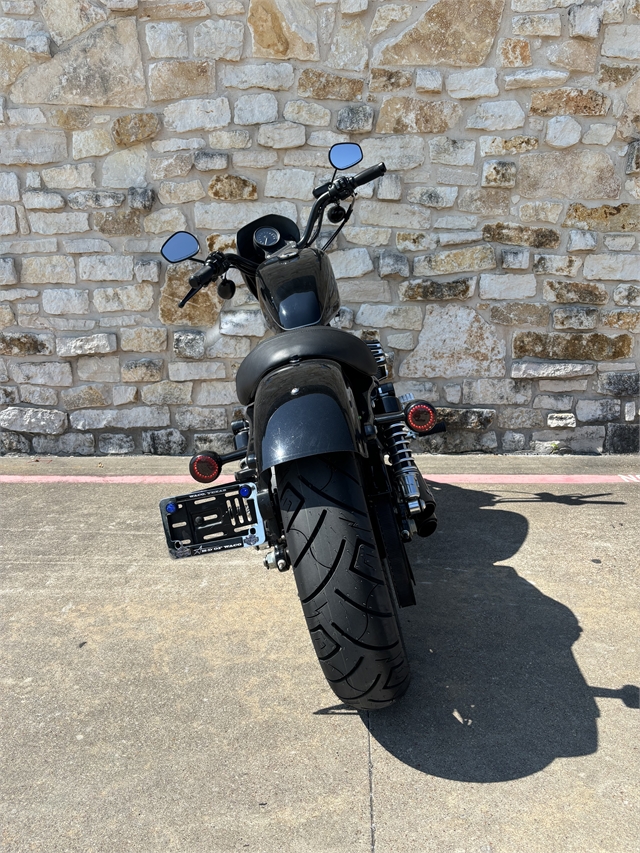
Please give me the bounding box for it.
[252,360,364,473]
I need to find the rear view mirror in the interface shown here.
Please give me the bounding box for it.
[329,142,363,171]
[161,231,200,263]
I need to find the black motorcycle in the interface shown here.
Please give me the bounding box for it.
[158,142,443,709]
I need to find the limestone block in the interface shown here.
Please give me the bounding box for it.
[121,358,163,382]
[360,137,425,171]
[265,169,314,200]
[0,331,55,358]
[79,255,133,282]
[112,386,138,406]
[220,309,266,337]
[415,69,443,93]
[553,305,598,329]
[37,0,107,46]
[28,211,89,233]
[0,303,15,328]
[490,302,549,325]
[429,137,476,166]
[0,257,17,284]
[462,378,531,405]
[376,98,461,134]
[407,187,458,209]
[512,360,596,379]
[355,304,422,330]
[194,152,228,172]
[112,113,159,147]
[481,161,517,188]
[513,331,631,360]
[337,105,374,133]
[42,288,90,315]
[19,385,58,405]
[0,206,17,236]
[518,151,620,199]
[75,356,119,381]
[257,121,305,148]
[168,361,225,381]
[0,406,67,434]
[0,41,35,90]
[458,189,511,216]
[498,38,532,67]
[164,99,231,132]
[145,21,188,57]
[484,223,559,248]
[414,245,496,276]
[41,163,94,188]
[92,282,154,312]
[195,381,239,404]
[344,226,392,247]
[60,384,111,408]
[576,398,621,422]
[120,327,167,351]
[174,406,227,430]
[370,4,412,38]
[283,100,330,126]
[479,273,537,299]
[373,0,506,67]
[543,279,608,303]
[399,305,505,379]
[466,101,525,130]
[10,19,146,108]
[601,25,640,59]
[0,173,19,204]
[531,87,610,116]
[387,333,414,350]
[72,128,113,160]
[99,433,135,453]
[532,254,582,276]
[604,235,635,252]
[67,191,125,209]
[207,175,258,200]
[398,277,476,301]
[8,360,72,385]
[143,208,187,234]
[195,200,296,231]
[566,208,637,240]
[297,69,363,101]
[224,62,294,90]
[512,13,561,35]
[248,0,319,61]
[377,175,402,201]
[329,248,374,279]
[233,151,278,168]
[369,69,413,93]
[140,379,192,405]
[157,180,205,205]
[70,406,171,430]
[596,371,639,397]
[95,210,141,237]
[327,19,367,71]
[568,3,602,39]
[193,18,244,60]
[149,60,216,101]
[584,254,639,280]
[446,68,499,99]
[359,200,430,230]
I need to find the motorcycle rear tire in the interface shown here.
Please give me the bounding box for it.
[276,452,410,710]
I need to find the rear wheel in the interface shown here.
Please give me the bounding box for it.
[275,452,410,709]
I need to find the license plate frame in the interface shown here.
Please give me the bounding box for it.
[160,481,266,559]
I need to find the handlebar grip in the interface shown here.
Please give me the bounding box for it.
[188,264,216,288]
[353,162,387,187]
[312,181,332,199]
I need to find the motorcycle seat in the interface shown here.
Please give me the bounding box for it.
[235,325,378,406]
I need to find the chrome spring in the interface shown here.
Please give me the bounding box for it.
[380,420,416,477]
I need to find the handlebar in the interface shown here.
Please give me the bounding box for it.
[352,162,386,187]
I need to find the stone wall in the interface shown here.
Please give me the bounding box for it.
[0,0,639,457]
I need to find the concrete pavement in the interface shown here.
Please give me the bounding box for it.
[1,454,638,853]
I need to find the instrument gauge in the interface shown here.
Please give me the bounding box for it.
[253,226,281,250]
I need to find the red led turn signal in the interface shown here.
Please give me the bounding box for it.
[189,452,222,483]
[405,401,437,434]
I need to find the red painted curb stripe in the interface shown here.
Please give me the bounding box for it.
[0,473,637,485]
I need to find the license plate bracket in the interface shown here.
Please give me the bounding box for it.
[160,481,266,559]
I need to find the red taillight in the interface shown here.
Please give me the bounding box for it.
[189,452,221,483]
[405,401,437,434]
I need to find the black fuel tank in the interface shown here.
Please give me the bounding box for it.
[256,248,340,333]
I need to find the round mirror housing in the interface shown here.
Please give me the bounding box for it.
[329,142,363,171]
[161,231,200,263]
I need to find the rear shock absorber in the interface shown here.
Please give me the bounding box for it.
[373,384,437,536]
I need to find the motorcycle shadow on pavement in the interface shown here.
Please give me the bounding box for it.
[357,482,636,783]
